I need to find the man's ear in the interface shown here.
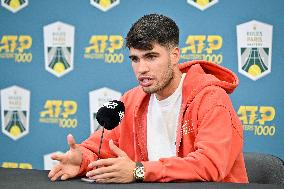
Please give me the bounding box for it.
[170,47,180,65]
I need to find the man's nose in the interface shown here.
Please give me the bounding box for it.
[137,60,150,74]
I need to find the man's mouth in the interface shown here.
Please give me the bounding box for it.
[138,76,154,87]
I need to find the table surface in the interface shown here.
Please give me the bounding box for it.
[0,168,283,189]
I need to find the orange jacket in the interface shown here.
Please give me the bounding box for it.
[78,60,248,183]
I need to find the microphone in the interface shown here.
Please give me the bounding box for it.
[96,100,125,159]
[96,100,125,130]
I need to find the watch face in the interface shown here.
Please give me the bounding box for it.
[136,167,144,178]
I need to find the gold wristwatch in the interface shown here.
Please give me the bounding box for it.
[133,162,144,182]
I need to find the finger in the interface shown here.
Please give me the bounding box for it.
[60,173,70,181]
[50,170,63,181]
[109,140,127,157]
[86,165,113,177]
[89,172,116,180]
[95,178,116,183]
[48,164,61,178]
[95,178,108,183]
[67,134,76,150]
[51,153,65,161]
[88,158,115,168]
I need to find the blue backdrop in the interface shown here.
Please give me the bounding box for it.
[0,0,283,170]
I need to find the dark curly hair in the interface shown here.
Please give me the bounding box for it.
[126,14,179,50]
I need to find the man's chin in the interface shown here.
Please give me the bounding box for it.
[142,87,156,94]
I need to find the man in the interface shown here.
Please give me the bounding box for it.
[48,14,248,183]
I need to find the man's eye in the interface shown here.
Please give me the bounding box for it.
[146,55,157,60]
[130,57,138,63]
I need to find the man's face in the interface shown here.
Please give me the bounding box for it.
[129,43,176,95]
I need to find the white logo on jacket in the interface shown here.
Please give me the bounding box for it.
[181,120,194,136]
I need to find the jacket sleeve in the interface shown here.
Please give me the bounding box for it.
[143,105,242,182]
[76,127,120,176]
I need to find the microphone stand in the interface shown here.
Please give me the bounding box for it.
[96,125,105,161]
[81,124,105,183]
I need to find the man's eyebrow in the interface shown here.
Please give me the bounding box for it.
[128,55,137,59]
[129,52,159,59]
[144,52,159,56]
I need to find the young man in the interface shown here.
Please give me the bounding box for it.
[48,14,248,183]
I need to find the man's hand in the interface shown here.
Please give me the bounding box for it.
[48,134,82,181]
[86,140,136,183]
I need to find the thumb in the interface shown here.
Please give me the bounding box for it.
[67,134,77,150]
[109,140,127,157]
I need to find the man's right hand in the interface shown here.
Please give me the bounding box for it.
[48,134,82,181]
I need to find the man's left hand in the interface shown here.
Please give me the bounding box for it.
[86,140,136,183]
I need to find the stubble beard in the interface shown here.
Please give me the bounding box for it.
[142,60,174,94]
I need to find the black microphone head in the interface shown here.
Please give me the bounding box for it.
[96,100,125,130]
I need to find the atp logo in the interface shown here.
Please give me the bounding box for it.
[39,100,78,128]
[1,0,28,13]
[187,0,218,11]
[0,35,32,63]
[84,35,124,64]
[237,106,276,136]
[181,35,223,64]
[90,0,120,12]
